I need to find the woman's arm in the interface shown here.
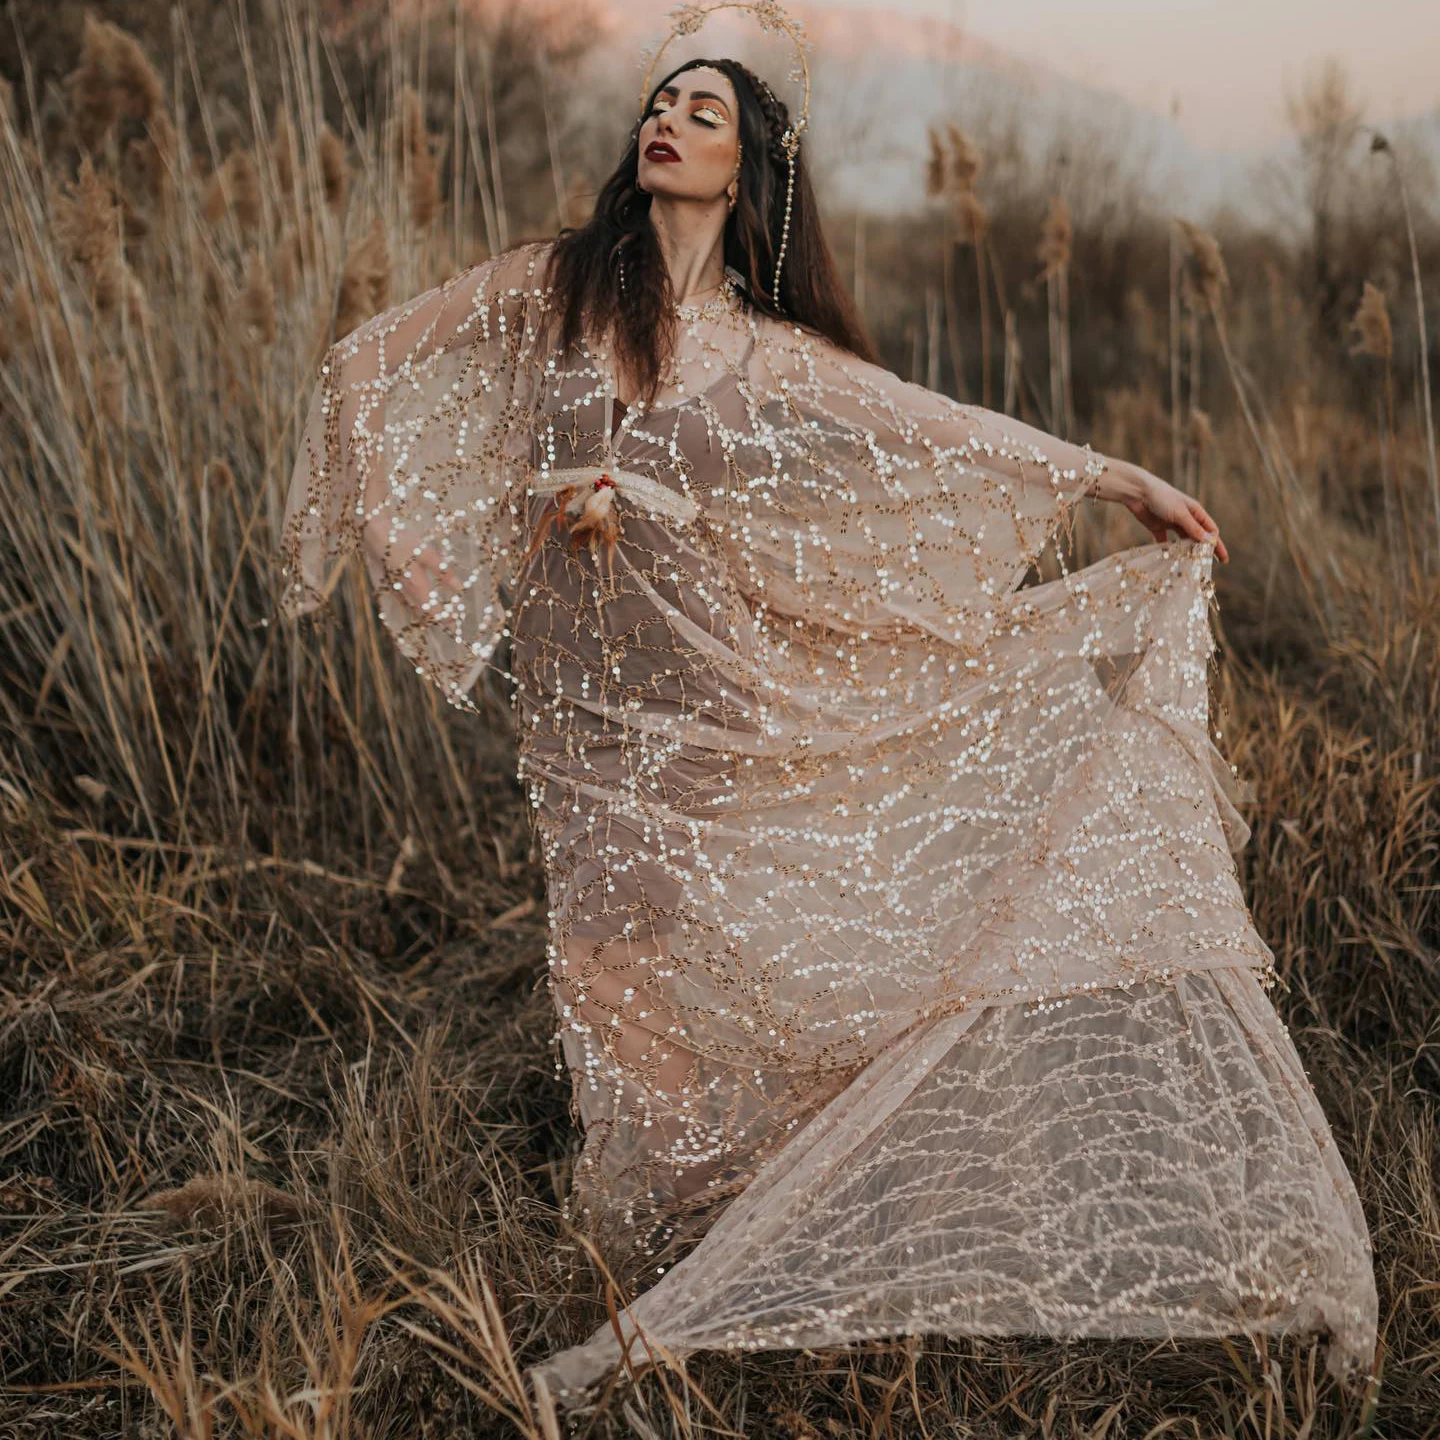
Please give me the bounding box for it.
[768,326,1231,568]
[949,401,1229,563]
[277,238,555,710]
[281,239,553,615]
[1096,455,1230,562]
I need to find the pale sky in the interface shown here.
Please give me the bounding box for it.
[821,0,1440,152]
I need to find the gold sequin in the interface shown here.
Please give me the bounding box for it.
[278,239,1378,1410]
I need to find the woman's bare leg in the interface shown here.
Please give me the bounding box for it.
[551,932,730,1204]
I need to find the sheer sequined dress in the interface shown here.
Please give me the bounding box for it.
[277,239,1379,1409]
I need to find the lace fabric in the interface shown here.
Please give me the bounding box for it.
[277,239,1379,1410]
[530,969,1377,1407]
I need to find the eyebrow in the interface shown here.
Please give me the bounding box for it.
[658,84,731,112]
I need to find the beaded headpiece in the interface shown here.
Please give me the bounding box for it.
[636,0,813,307]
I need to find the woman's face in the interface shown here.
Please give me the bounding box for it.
[637,66,740,205]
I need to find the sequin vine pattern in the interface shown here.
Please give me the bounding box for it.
[278,239,1378,1401]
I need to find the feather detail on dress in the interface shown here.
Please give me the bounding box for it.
[520,484,578,567]
[520,477,622,569]
[563,474,621,556]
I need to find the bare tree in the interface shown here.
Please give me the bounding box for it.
[1283,57,1364,340]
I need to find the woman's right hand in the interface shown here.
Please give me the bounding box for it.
[1108,460,1229,562]
[366,520,468,608]
[401,544,467,608]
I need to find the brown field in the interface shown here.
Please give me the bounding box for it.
[1,4,1437,1436]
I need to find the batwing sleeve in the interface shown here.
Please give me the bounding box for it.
[276,238,553,711]
[722,323,1110,648]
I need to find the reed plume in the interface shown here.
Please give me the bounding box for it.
[1039,195,1074,436]
[397,86,441,230]
[1037,194,1073,278]
[948,127,991,405]
[320,123,349,214]
[924,127,946,198]
[1349,279,1404,583]
[52,155,128,319]
[126,108,179,209]
[202,148,263,234]
[335,217,392,339]
[1176,218,1229,308]
[1349,280,1392,361]
[944,123,980,192]
[63,12,164,151]
[274,228,299,300]
[923,124,995,403]
[239,249,277,347]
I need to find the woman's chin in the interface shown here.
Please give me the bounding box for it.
[639,181,710,204]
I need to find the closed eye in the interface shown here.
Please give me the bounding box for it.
[646,101,727,129]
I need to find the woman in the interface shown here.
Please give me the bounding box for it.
[278,49,1377,1415]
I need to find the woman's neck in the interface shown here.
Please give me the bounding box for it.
[648,198,727,306]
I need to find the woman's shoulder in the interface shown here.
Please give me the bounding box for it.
[335,239,562,372]
[431,239,561,354]
[468,236,558,299]
[745,305,871,385]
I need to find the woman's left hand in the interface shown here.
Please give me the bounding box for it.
[1111,462,1229,563]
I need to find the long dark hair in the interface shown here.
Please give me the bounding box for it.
[540,56,880,409]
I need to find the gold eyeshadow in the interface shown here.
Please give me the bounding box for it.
[650,94,730,125]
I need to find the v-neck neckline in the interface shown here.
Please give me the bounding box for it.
[605,331,757,426]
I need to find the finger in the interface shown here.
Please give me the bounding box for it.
[1193,505,1229,562]
[403,553,461,603]
[1176,507,1212,546]
[1183,502,1229,562]
[418,547,465,594]
[1188,501,1221,537]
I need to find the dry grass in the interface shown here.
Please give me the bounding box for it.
[1,5,1438,1438]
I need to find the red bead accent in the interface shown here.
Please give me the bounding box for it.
[594,473,616,490]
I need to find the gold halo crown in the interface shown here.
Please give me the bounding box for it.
[635,0,813,308]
